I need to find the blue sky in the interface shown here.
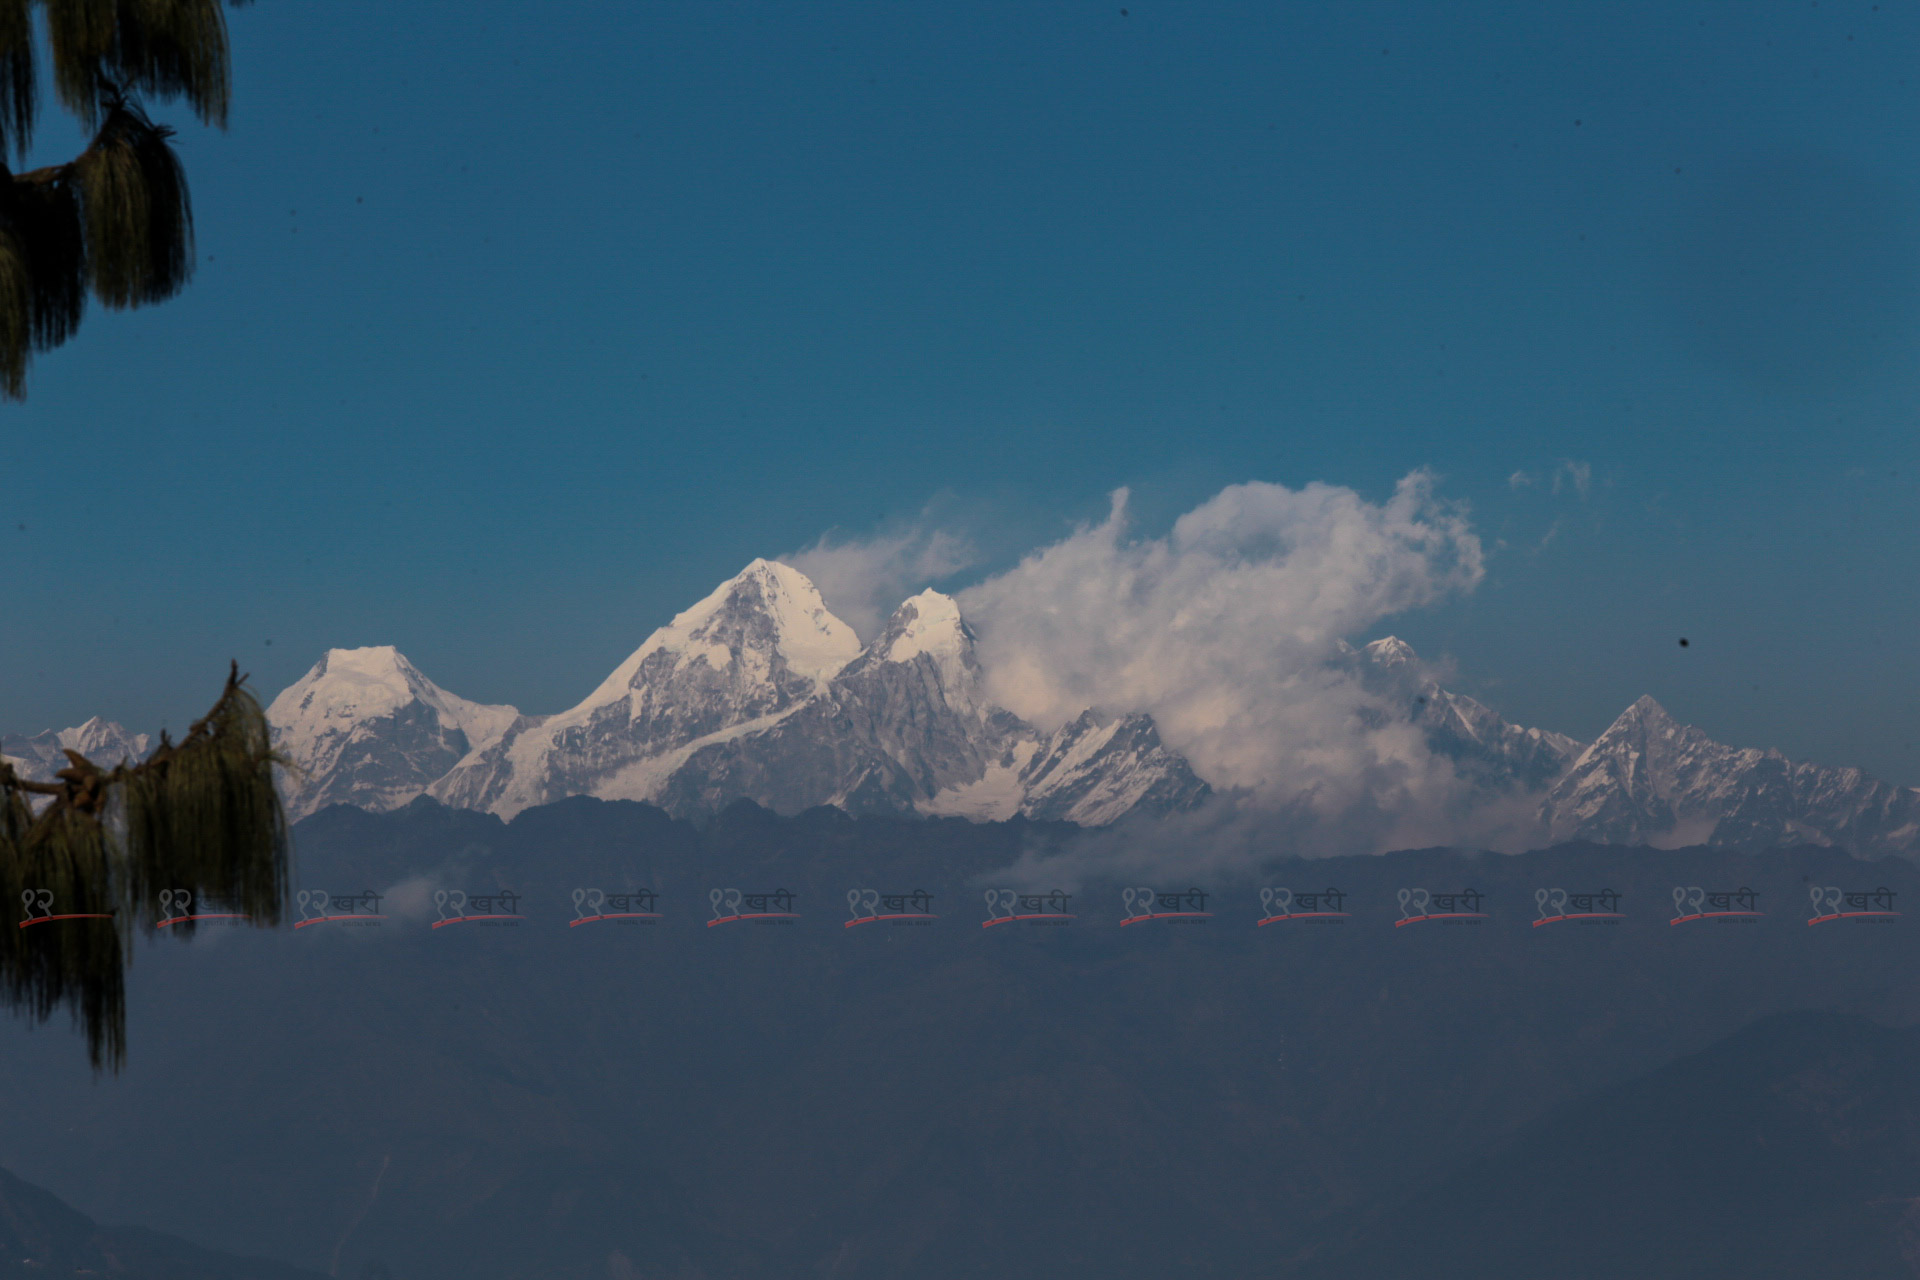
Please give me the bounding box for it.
[5,1,1919,783]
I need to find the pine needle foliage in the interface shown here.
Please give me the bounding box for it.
[0,0,245,398]
[0,664,289,1070]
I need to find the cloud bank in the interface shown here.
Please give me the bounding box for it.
[793,472,1538,861]
[959,472,1482,815]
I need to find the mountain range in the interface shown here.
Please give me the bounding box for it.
[8,558,1919,856]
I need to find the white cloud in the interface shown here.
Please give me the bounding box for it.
[955,473,1491,848]
[784,515,981,642]
[1552,459,1592,500]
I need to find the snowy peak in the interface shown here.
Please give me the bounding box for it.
[268,646,519,820]
[589,559,858,708]
[1540,693,1920,855]
[1,717,151,783]
[581,557,858,736]
[1352,635,1582,792]
[1362,636,1420,671]
[1598,694,1681,740]
[422,565,1203,826]
[874,590,972,665]
[428,561,865,818]
[1018,710,1211,825]
[270,646,518,750]
[834,589,985,713]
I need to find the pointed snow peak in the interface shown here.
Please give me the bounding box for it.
[45,718,150,767]
[270,645,437,725]
[875,590,973,664]
[1606,695,1678,735]
[267,645,518,757]
[1362,636,1420,670]
[593,559,858,698]
[266,646,520,820]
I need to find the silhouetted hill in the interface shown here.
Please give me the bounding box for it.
[1289,1010,1920,1278]
[0,1164,326,1279]
[0,798,1910,1277]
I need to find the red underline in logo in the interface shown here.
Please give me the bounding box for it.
[981,914,1076,928]
[1532,912,1624,927]
[1119,912,1213,926]
[293,914,387,928]
[707,913,800,927]
[1258,912,1350,925]
[1807,911,1900,925]
[1394,913,1488,927]
[844,914,939,928]
[1669,912,1764,925]
[17,913,113,929]
[431,914,526,929]
[156,914,250,929]
[570,913,662,927]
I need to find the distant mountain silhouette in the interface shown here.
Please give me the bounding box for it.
[0,1163,325,1278]
[1289,1010,1920,1279]
[0,799,1911,1277]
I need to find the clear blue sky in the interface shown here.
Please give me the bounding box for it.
[5,1,1919,783]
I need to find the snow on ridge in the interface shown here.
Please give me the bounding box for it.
[880,590,969,664]
[578,558,859,716]
[266,645,521,820]
[269,645,519,761]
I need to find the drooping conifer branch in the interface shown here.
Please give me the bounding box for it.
[0,663,289,1070]
[0,0,245,397]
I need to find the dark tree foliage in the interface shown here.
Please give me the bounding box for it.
[0,0,248,398]
[0,665,288,1069]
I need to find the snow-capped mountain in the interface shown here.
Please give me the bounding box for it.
[1,717,152,783]
[1354,637,1583,792]
[428,559,864,816]
[1540,695,1920,856]
[267,646,520,820]
[97,568,1905,853]
[1357,638,1920,857]
[425,563,1206,824]
[642,586,1208,824]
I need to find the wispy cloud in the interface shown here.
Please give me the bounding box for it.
[784,507,982,641]
[1552,459,1592,499]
